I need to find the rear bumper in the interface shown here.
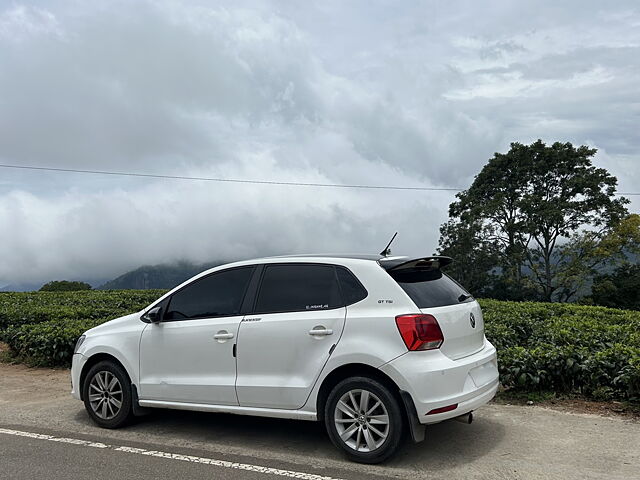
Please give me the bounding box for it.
[379,338,498,424]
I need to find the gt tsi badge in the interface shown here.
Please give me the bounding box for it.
[470,312,476,328]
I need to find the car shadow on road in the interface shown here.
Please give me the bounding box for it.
[389,416,506,468]
[73,407,505,469]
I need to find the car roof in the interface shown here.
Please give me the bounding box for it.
[257,254,452,271]
[265,253,393,261]
[203,254,410,272]
[262,253,413,264]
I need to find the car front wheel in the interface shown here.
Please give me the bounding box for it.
[82,360,133,428]
[324,376,404,463]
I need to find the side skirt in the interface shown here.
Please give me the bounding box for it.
[138,399,318,421]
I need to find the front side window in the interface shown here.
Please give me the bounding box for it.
[164,267,253,320]
[255,264,342,314]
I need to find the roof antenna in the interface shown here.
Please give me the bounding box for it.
[380,232,398,256]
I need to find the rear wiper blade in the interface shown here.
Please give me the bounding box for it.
[458,294,472,302]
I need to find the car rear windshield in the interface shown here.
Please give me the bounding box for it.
[389,269,473,308]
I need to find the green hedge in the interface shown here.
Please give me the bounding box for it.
[482,300,640,402]
[1,292,639,402]
[0,290,165,330]
[0,290,165,366]
[4,318,104,366]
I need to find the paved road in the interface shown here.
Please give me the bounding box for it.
[1,430,328,480]
[0,363,638,479]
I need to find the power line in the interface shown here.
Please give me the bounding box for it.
[0,164,460,192]
[0,163,638,195]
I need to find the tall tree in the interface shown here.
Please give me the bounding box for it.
[449,146,527,290]
[437,219,499,296]
[442,140,629,301]
[518,141,628,300]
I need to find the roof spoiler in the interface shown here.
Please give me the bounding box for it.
[380,256,453,272]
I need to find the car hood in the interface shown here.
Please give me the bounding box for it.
[85,311,143,335]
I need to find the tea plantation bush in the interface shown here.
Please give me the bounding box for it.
[0,290,165,330]
[482,299,640,402]
[0,290,165,366]
[1,292,639,403]
[4,317,104,366]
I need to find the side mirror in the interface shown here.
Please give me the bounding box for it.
[143,306,163,323]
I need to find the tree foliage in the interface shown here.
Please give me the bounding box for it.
[554,214,640,301]
[440,140,631,301]
[437,220,499,297]
[591,264,640,311]
[39,280,93,292]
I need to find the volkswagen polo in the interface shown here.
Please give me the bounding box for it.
[71,254,499,463]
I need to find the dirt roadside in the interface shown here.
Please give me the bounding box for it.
[493,392,640,420]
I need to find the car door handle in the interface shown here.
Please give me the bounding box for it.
[309,327,333,336]
[213,331,234,340]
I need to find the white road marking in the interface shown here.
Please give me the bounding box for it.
[0,428,343,480]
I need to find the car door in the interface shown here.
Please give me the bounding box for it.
[235,263,347,409]
[138,266,255,405]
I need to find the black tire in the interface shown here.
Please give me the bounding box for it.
[324,376,404,464]
[82,360,133,429]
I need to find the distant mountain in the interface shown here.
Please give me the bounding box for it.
[99,261,224,290]
[0,282,43,292]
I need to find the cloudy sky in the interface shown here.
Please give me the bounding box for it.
[0,0,639,287]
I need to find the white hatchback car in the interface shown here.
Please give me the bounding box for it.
[71,254,498,463]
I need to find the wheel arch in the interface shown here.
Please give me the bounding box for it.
[79,353,132,401]
[315,363,404,423]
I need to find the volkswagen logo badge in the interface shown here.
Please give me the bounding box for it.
[470,312,476,328]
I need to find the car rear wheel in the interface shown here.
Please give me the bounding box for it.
[82,360,133,428]
[324,376,404,463]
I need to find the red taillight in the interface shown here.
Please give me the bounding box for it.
[395,314,444,351]
[427,403,458,415]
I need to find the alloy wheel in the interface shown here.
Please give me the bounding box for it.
[333,389,389,452]
[88,371,123,420]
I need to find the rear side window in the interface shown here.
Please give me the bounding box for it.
[164,267,253,320]
[255,264,342,314]
[336,267,367,305]
[390,270,473,308]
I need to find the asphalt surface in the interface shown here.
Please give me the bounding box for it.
[1,432,312,480]
[0,363,638,479]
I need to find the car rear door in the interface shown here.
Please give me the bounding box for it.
[235,263,347,409]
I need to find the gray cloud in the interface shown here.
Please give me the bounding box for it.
[0,0,638,286]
